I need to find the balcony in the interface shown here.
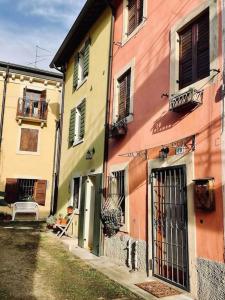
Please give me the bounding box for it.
[169,88,203,112]
[17,97,48,125]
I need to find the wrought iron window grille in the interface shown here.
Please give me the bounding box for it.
[169,88,203,112]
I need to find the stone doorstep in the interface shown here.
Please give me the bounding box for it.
[50,233,194,300]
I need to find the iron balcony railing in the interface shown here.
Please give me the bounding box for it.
[17,97,48,121]
[169,88,203,112]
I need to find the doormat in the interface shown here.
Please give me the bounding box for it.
[136,281,182,298]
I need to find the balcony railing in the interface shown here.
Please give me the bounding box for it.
[17,97,48,122]
[169,88,203,112]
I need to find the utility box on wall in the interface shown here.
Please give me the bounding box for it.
[193,178,215,211]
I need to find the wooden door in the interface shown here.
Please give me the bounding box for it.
[78,177,87,248]
[92,174,103,256]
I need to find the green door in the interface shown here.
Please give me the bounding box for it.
[92,174,103,256]
[78,176,87,248]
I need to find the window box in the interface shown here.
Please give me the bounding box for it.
[109,118,127,138]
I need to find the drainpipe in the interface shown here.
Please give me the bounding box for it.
[221,0,225,262]
[103,2,115,186]
[50,119,60,215]
[51,65,66,215]
[102,2,115,255]
[0,65,9,152]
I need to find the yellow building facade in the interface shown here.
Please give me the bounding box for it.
[0,62,62,219]
[51,2,112,255]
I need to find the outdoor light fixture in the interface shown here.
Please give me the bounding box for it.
[159,147,169,160]
[86,148,95,160]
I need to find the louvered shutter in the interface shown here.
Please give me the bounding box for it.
[128,0,136,35]
[73,53,79,90]
[20,128,38,152]
[83,39,90,77]
[5,178,18,204]
[125,71,131,117]
[137,0,144,25]
[69,108,76,146]
[41,90,46,101]
[118,70,131,120]
[179,26,193,89]
[118,77,127,120]
[179,9,209,89]
[79,99,86,139]
[197,10,210,80]
[34,180,47,206]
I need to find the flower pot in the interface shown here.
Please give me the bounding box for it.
[61,218,67,226]
[67,206,73,215]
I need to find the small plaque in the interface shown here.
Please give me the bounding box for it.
[175,146,185,155]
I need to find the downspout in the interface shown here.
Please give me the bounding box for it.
[0,65,9,152]
[102,1,115,255]
[50,119,60,215]
[51,65,66,215]
[221,0,225,262]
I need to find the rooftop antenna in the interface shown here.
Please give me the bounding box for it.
[27,45,52,68]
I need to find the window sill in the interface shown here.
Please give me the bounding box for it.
[73,139,84,147]
[122,18,147,47]
[173,74,215,96]
[113,114,134,125]
[16,151,40,156]
[76,77,88,91]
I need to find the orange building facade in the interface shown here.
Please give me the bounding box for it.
[104,0,224,298]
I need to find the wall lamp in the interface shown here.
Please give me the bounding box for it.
[86,148,95,160]
[159,147,169,160]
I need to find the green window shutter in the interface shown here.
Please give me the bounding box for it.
[83,39,91,77]
[69,108,76,146]
[79,99,86,139]
[73,53,79,90]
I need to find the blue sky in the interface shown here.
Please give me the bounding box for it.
[0,0,86,70]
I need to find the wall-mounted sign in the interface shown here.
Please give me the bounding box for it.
[175,146,185,155]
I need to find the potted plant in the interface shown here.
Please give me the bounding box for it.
[46,215,57,229]
[56,213,63,225]
[67,206,74,215]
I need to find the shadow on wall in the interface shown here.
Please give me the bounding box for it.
[48,102,60,119]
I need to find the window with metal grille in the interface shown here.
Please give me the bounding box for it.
[117,69,131,121]
[127,0,144,35]
[18,179,37,201]
[179,9,209,89]
[108,170,126,224]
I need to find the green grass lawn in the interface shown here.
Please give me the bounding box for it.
[0,222,143,300]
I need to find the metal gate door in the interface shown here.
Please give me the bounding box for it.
[151,166,189,290]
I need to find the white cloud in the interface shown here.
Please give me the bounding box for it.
[17,0,86,26]
[0,0,86,70]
